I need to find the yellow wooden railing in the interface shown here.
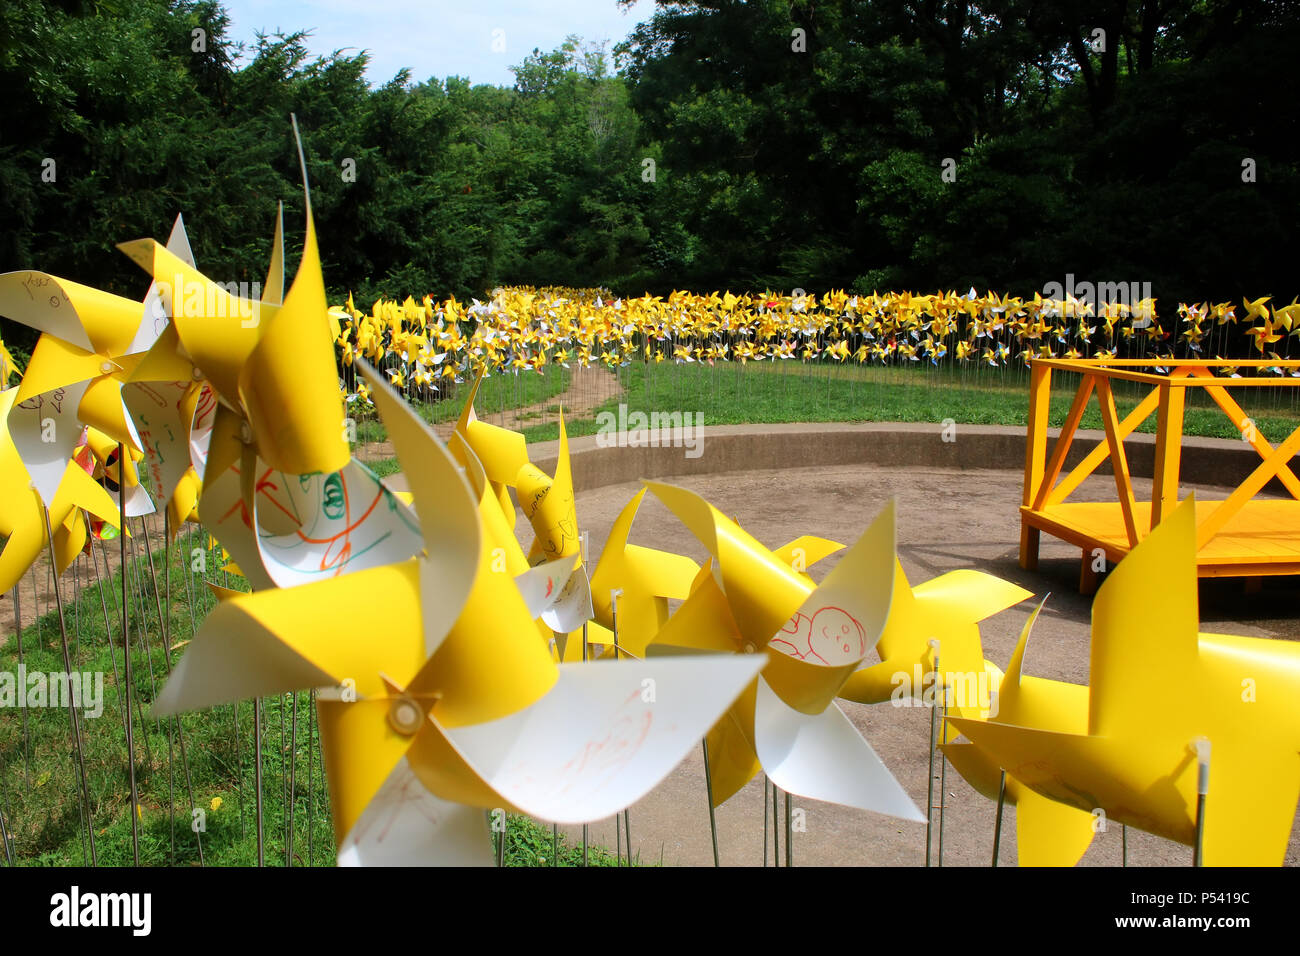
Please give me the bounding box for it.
[1019,358,1300,588]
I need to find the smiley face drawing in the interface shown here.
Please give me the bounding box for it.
[769,606,866,665]
[807,606,867,664]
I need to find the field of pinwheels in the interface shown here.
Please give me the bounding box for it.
[336,287,1300,452]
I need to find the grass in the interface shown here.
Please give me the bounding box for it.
[354,361,1300,472]
[0,531,331,866]
[502,361,1300,445]
[429,366,572,424]
[502,815,649,867]
[366,457,403,479]
[344,365,573,445]
[0,525,622,866]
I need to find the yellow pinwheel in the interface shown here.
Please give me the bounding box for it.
[453,373,528,527]
[199,452,424,593]
[452,374,596,640]
[156,361,763,865]
[939,600,1097,866]
[0,388,120,594]
[0,337,17,387]
[0,276,148,505]
[120,167,347,510]
[586,487,701,657]
[830,553,1087,865]
[646,483,923,821]
[0,216,200,517]
[839,561,1030,730]
[949,496,1300,865]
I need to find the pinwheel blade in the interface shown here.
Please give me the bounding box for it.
[413,655,765,824]
[754,677,924,822]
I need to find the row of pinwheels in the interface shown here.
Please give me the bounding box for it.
[2,138,1296,865]
[332,287,1300,406]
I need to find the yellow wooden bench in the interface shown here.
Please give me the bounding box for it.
[1019,358,1300,592]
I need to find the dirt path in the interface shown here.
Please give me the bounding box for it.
[0,511,170,651]
[357,364,622,464]
[468,365,623,432]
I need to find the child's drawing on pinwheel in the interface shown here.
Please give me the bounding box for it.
[770,606,867,665]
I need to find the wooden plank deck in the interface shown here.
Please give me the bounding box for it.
[1021,499,1300,577]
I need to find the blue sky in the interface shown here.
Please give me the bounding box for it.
[218,0,658,87]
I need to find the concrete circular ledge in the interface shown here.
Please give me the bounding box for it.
[526,422,1276,494]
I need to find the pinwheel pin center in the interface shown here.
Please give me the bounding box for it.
[388,695,425,736]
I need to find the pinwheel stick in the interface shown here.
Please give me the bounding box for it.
[10,587,30,782]
[610,588,632,866]
[97,533,149,764]
[287,692,298,866]
[0,766,13,865]
[141,515,197,868]
[307,689,316,867]
[993,770,1013,868]
[279,696,287,859]
[702,740,720,867]
[938,672,948,868]
[1193,738,1211,868]
[925,640,939,867]
[119,447,140,866]
[179,523,241,846]
[783,790,792,867]
[38,547,48,623]
[771,779,780,866]
[42,506,96,866]
[71,551,81,660]
[581,618,589,868]
[137,515,174,859]
[125,531,162,735]
[254,697,265,866]
[496,813,507,867]
[144,514,203,866]
[87,525,129,745]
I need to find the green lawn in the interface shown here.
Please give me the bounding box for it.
[508,361,1300,445]
[346,365,573,445]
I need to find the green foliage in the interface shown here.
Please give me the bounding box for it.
[620,0,1299,299]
